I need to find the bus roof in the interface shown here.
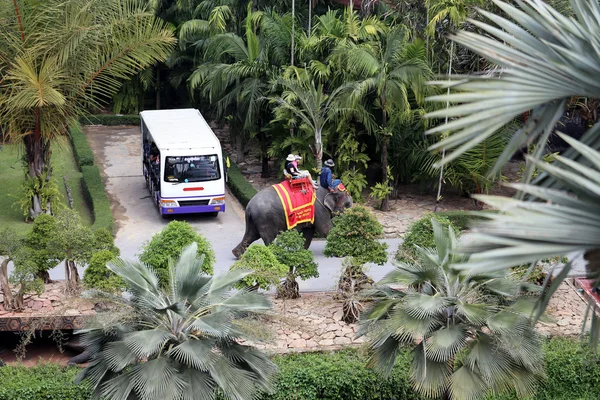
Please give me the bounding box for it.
[140,109,221,152]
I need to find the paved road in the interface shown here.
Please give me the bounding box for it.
[82,126,402,291]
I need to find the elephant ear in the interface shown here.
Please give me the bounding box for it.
[324,193,336,213]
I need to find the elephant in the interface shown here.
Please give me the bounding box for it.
[232,185,352,258]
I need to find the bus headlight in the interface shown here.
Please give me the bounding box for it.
[209,196,225,205]
[160,200,179,207]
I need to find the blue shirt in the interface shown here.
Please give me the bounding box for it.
[320,166,333,189]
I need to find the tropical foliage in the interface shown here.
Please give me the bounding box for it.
[269,229,319,299]
[0,0,175,219]
[230,244,288,291]
[139,221,215,285]
[424,0,600,343]
[76,242,277,400]
[360,219,544,400]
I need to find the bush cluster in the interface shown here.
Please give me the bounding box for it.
[224,151,257,207]
[68,121,115,234]
[81,165,114,234]
[5,338,600,400]
[230,244,288,290]
[81,114,141,126]
[396,211,498,263]
[139,221,215,285]
[324,205,388,265]
[68,122,95,167]
[0,364,89,400]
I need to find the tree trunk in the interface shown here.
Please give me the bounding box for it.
[0,258,15,311]
[23,116,53,220]
[259,122,269,178]
[315,128,323,170]
[65,259,80,293]
[308,0,312,38]
[380,107,390,212]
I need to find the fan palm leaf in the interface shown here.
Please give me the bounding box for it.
[360,220,543,400]
[425,0,600,179]
[76,243,276,400]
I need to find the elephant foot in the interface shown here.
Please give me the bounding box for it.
[232,244,246,260]
[68,350,91,366]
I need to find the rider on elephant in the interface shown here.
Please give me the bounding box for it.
[320,159,341,192]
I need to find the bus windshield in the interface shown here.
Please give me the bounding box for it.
[164,155,220,183]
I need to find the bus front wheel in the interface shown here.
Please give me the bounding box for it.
[208,212,219,217]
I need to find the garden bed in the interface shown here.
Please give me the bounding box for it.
[0,281,95,331]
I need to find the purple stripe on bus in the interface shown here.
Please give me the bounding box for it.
[160,205,225,215]
[161,193,225,199]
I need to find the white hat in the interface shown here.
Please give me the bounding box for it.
[324,159,335,167]
[286,154,295,161]
[295,155,302,160]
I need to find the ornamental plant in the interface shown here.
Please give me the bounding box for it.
[230,244,287,291]
[139,221,214,285]
[269,230,319,299]
[324,205,388,265]
[76,243,276,400]
[360,220,544,400]
[83,250,124,294]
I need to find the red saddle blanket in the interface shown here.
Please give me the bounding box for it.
[272,179,316,229]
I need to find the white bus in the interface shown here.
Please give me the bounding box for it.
[140,109,226,217]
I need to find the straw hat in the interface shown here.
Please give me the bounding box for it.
[286,154,295,161]
[324,159,335,167]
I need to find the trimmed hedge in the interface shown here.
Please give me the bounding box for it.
[2,338,600,400]
[0,364,89,400]
[225,151,257,207]
[69,121,95,167]
[81,165,114,234]
[81,114,140,126]
[263,349,417,400]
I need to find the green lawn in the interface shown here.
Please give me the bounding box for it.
[0,139,92,237]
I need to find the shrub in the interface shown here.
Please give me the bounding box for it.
[92,228,120,256]
[81,165,114,234]
[24,215,63,278]
[80,114,141,126]
[261,349,418,400]
[0,364,90,400]
[225,151,257,207]
[230,244,287,290]
[68,121,95,167]
[396,214,459,263]
[324,205,388,265]
[83,249,124,293]
[269,230,318,298]
[139,221,214,285]
[269,230,318,281]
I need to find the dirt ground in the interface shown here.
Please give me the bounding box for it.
[212,123,523,237]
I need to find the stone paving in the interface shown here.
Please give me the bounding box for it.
[241,280,590,353]
[0,282,95,331]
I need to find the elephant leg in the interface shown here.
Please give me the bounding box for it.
[232,214,260,259]
[302,227,315,249]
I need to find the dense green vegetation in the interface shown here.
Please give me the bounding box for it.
[0,141,91,237]
[3,338,600,400]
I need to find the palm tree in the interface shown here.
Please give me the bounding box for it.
[344,25,433,210]
[75,242,276,400]
[189,4,290,176]
[0,0,175,219]
[360,219,544,400]
[425,0,600,338]
[271,77,353,170]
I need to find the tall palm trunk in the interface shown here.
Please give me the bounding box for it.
[259,119,269,178]
[315,127,323,170]
[380,105,390,211]
[23,112,53,219]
